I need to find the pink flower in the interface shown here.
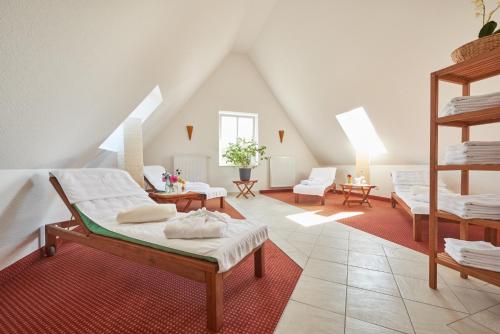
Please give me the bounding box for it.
[170,175,178,183]
[161,176,166,182]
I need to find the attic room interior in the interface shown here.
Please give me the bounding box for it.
[2,1,500,333]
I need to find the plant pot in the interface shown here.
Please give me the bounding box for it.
[239,168,251,181]
[451,34,500,63]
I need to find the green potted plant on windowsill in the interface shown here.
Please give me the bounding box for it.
[222,138,269,181]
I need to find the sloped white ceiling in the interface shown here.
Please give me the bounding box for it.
[249,0,500,165]
[0,0,251,168]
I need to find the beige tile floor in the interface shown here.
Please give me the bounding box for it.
[226,194,500,334]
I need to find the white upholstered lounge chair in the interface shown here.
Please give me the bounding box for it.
[293,167,337,205]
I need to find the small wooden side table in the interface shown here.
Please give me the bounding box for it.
[149,191,203,212]
[341,184,376,207]
[233,180,258,199]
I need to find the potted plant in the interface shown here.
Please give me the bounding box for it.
[222,138,269,181]
[451,0,500,63]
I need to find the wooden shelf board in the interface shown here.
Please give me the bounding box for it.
[435,252,500,286]
[437,106,500,127]
[434,49,500,84]
[436,211,500,229]
[437,164,500,171]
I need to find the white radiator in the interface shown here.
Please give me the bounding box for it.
[270,156,295,187]
[173,155,208,182]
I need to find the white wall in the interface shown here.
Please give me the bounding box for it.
[0,0,251,169]
[0,170,69,270]
[144,53,318,190]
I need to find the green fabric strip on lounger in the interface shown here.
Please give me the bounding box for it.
[74,206,218,263]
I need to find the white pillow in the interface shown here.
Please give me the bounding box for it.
[117,204,177,224]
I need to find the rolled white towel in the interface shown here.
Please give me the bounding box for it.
[117,204,177,224]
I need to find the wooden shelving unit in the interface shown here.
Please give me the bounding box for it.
[429,48,500,289]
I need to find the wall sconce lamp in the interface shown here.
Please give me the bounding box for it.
[186,125,193,140]
[278,130,284,143]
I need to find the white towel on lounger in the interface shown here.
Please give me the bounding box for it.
[164,208,230,239]
[185,181,210,191]
[300,177,326,186]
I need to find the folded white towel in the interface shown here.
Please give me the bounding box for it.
[444,142,500,165]
[440,92,500,117]
[163,208,231,239]
[444,238,500,254]
[446,248,500,272]
[444,238,500,272]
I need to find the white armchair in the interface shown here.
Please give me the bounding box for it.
[293,167,337,205]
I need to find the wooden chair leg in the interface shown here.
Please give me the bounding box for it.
[254,245,265,278]
[45,229,57,257]
[220,197,225,209]
[294,194,299,203]
[485,227,498,245]
[460,221,469,279]
[413,215,422,241]
[206,272,223,332]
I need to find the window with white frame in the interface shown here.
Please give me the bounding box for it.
[219,111,258,166]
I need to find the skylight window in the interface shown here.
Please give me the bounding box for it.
[100,85,163,152]
[336,107,387,156]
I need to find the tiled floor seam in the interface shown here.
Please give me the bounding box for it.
[445,313,499,334]
[384,245,418,334]
[343,233,350,334]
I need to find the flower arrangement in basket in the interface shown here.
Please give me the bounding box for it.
[162,169,186,193]
[451,1,500,63]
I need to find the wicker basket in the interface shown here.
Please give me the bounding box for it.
[451,34,500,63]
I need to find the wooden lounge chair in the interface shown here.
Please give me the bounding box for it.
[143,165,226,209]
[46,173,265,332]
[391,191,427,241]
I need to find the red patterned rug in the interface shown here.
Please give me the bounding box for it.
[264,192,499,253]
[0,200,301,334]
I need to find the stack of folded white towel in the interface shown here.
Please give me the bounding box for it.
[445,238,500,272]
[300,177,326,186]
[444,141,500,165]
[440,91,500,117]
[164,208,231,239]
[440,194,500,220]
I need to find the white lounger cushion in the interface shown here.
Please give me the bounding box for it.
[51,168,145,204]
[198,187,227,200]
[52,168,268,272]
[392,172,455,215]
[293,167,336,196]
[117,204,177,224]
[143,165,168,191]
[293,184,329,196]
